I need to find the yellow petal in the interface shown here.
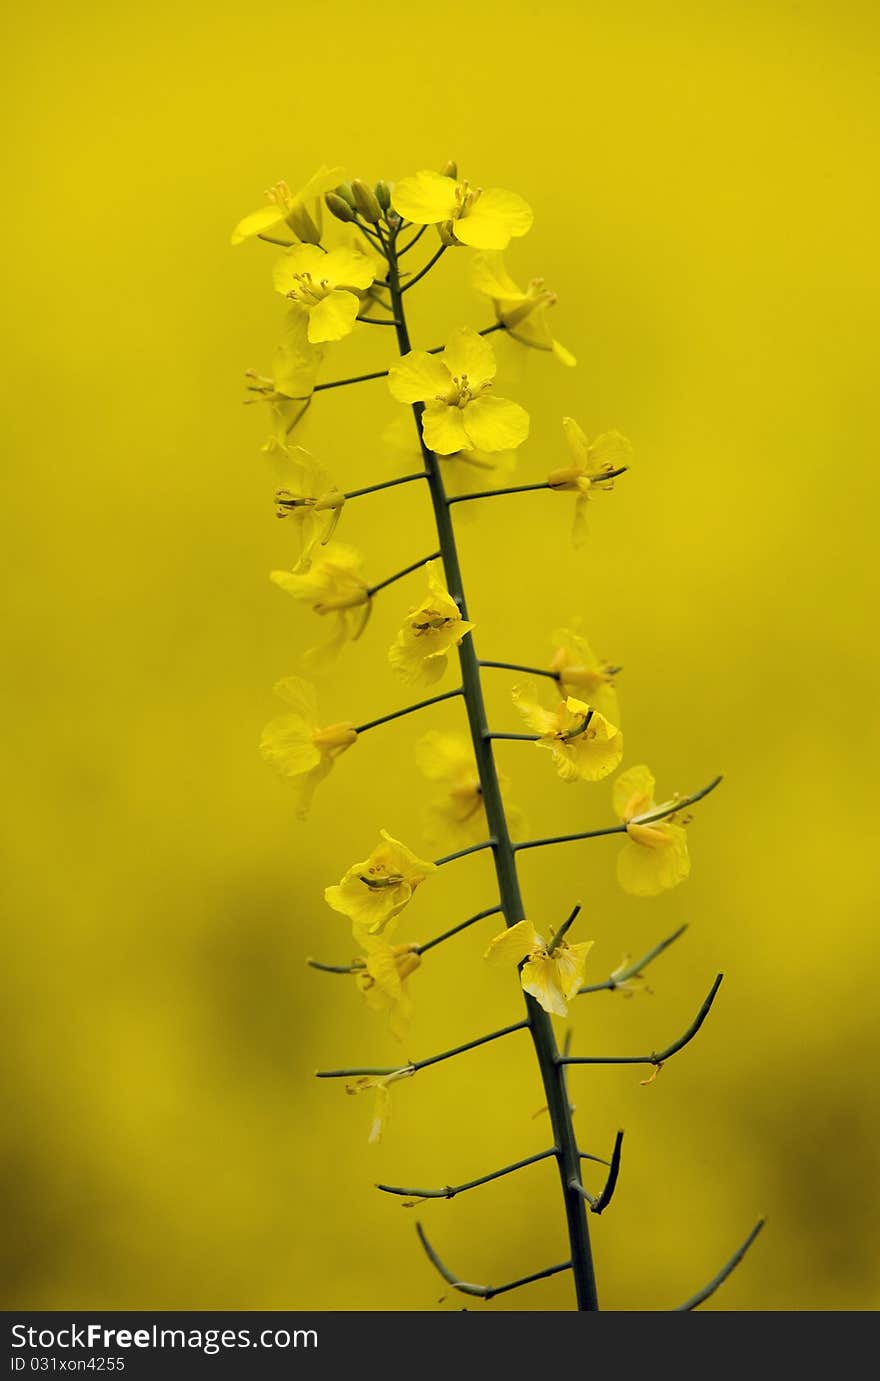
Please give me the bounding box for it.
[322,244,377,291]
[231,203,288,246]
[471,251,525,302]
[562,416,590,467]
[589,430,633,469]
[259,715,322,775]
[272,309,322,397]
[483,918,540,966]
[520,954,568,1016]
[272,242,326,295]
[612,765,656,821]
[421,403,470,455]
[553,941,594,1001]
[512,683,561,737]
[463,396,530,452]
[307,290,359,343]
[455,188,534,249]
[392,170,458,224]
[617,823,690,896]
[387,351,451,404]
[552,339,578,367]
[442,326,497,386]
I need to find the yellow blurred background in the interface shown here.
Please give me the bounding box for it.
[3,1,878,1312]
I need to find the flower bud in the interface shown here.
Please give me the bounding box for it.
[351,178,382,224]
[286,203,322,245]
[334,182,357,208]
[374,179,391,211]
[325,191,356,223]
[440,160,458,179]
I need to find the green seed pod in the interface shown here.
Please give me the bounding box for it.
[325,192,356,224]
[351,178,382,224]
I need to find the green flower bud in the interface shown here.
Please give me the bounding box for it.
[325,192,356,223]
[334,182,357,208]
[351,178,382,224]
[374,180,391,211]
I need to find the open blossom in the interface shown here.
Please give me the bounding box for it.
[613,765,690,897]
[244,309,323,453]
[388,326,529,456]
[512,685,623,782]
[416,730,525,848]
[550,626,621,725]
[484,918,594,1018]
[346,1065,415,1145]
[231,165,345,246]
[472,253,575,365]
[273,243,377,343]
[392,170,533,250]
[270,542,371,660]
[259,676,357,817]
[547,419,631,546]
[273,447,345,569]
[325,831,436,936]
[388,560,475,685]
[355,942,421,1042]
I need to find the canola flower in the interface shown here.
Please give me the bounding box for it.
[472,252,575,365]
[388,560,475,685]
[550,626,621,725]
[232,165,345,246]
[324,831,436,936]
[388,326,529,456]
[270,542,371,660]
[613,765,691,896]
[273,243,377,343]
[354,942,421,1042]
[484,918,594,1019]
[272,447,345,568]
[259,676,356,817]
[512,685,623,782]
[547,419,632,546]
[392,169,533,250]
[346,1066,415,1146]
[244,309,323,453]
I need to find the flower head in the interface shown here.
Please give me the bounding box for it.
[273,447,345,569]
[416,729,524,848]
[472,253,575,365]
[512,685,623,782]
[259,676,356,817]
[231,166,345,246]
[388,326,529,456]
[392,171,533,250]
[388,560,475,685]
[270,542,371,663]
[550,626,620,725]
[244,309,323,453]
[273,243,377,343]
[346,1065,415,1145]
[484,918,594,1018]
[547,420,631,546]
[355,942,421,1042]
[325,830,436,936]
[612,765,691,896]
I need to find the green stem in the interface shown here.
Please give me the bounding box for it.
[386,231,599,1312]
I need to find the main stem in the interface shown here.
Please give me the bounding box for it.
[386,237,599,1312]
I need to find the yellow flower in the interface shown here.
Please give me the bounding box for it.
[273,243,377,343]
[512,685,623,782]
[550,626,620,725]
[472,252,576,365]
[388,560,475,685]
[416,730,525,848]
[270,542,371,663]
[392,170,533,250]
[547,419,632,546]
[380,414,517,500]
[484,918,594,1018]
[346,1065,415,1145]
[259,676,356,818]
[231,165,345,246]
[388,326,529,456]
[244,309,323,452]
[272,446,345,570]
[325,831,436,936]
[612,765,691,897]
[355,942,421,1042]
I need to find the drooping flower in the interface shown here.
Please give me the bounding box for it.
[416,730,525,848]
[612,765,691,897]
[547,419,632,546]
[484,918,594,1018]
[550,625,621,725]
[325,831,436,936]
[355,942,421,1041]
[272,446,345,569]
[270,542,371,662]
[388,560,475,685]
[231,166,345,246]
[392,170,533,250]
[273,243,377,343]
[388,326,529,456]
[512,685,623,782]
[346,1065,415,1145]
[244,309,323,453]
[472,252,576,365]
[259,676,357,817]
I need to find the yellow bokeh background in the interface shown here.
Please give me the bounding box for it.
[4,1,878,1312]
